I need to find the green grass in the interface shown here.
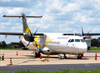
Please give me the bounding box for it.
[1,69,100,73]
[0,48,22,50]
[90,47,100,50]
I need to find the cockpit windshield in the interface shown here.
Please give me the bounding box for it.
[68,39,85,43]
[81,39,85,42]
[68,39,74,42]
[75,39,80,42]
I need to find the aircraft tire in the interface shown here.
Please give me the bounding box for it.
[35,52,38,58]
[77,55,82,59]
[64,54,67,59]
[58,54,64,59]
[35,52,40,58]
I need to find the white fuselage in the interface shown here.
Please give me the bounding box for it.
[21,33,87,55]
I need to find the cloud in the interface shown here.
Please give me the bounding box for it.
[0,0,100,43]
[0,0,25,2]
[7,8,23,15]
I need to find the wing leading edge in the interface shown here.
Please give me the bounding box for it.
[63,33,100,36]
[0,32,44,36]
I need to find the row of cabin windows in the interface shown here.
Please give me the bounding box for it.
[68,39,85,43]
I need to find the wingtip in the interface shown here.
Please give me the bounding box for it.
[3,15,6,17]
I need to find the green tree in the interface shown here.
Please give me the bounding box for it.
[97,37,100,47]
[1,41,7,48]
[19,41,25,47]
[9,42,24,48]
[91,39,99,47]
[0,43,2,48]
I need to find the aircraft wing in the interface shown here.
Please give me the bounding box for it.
[84,33,100,36]
[0,32,24,36]
[63,33,100,36]
[0,32,44,36]
[63,33,76,35]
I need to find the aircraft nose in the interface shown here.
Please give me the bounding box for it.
[75,43,87,53]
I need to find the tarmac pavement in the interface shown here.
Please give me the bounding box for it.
[0,50,100,72]
[0,64,100,72]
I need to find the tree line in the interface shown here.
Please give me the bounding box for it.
[91,37,100,47]
[0,37,100,48]
[0,41,24,48]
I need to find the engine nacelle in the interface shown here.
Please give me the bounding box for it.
[24,33,35,42]
[24,36,34,42]
[41,47,52,54]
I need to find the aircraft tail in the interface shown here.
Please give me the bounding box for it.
[3,13,42,33]
[22,13,31,33]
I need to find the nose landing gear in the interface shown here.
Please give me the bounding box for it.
[58,54,67,59]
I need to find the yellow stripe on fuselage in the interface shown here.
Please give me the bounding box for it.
[32,37,54,48]
[43,39,54,47]
[32,36,40,48]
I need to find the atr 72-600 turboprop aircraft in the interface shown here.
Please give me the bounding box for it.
[0,13,100,59]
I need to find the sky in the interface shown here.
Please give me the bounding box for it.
[0,0,100,43]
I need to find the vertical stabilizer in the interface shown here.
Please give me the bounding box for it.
[22,13,31,33]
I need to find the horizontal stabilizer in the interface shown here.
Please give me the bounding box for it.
[3,15,42,18]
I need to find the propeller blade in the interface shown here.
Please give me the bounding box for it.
[87,29,93,35]
[34,41,38,49]
[27,31,33,47]
[35,28,39,34]
[81,26,84,36]
[27,41,30,47]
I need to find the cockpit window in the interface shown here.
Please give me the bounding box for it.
[68,39,85,43]
[75,39,80,42]
[70,39,74,42]
[68,39,71,42]
[81,39,85,42]
[68,39,74,42]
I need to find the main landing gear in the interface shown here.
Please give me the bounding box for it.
[58,54,67,59]
[35,52,40,58]
[77,54,83,59]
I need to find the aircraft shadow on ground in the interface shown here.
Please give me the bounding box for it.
[5,55,89,60]
[24,55,89,60]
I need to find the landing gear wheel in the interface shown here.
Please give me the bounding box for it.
[64,54,67,59]
[58,54,64,59]
[77,54,82,59]
[35,52,40,58]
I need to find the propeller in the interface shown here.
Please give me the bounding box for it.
[76,26,85,36]
[79,26,93,39]
[26,28,39,47]
[81,26,84,36]
[34,41,39,50]
[86,29,93,35]
[35,28,39,34]
[26,33,32,46]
